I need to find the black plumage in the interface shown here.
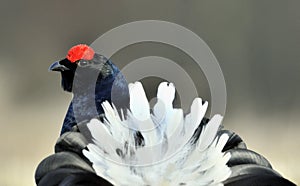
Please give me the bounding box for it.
[50,52,129,135]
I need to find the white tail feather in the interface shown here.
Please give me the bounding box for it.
[82,81,231,186]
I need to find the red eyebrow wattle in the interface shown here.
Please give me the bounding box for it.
[66,44,95,63]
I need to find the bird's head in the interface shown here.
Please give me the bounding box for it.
[49,44,115,92]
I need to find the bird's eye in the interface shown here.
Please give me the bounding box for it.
[78,60,88,67]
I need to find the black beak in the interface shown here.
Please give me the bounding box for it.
[49,61,70,71]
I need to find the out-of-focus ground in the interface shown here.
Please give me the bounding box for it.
[0,1,299,185]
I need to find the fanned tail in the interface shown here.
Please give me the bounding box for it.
[83,81,231,185]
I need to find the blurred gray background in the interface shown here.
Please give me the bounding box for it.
[0,0,299,185]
